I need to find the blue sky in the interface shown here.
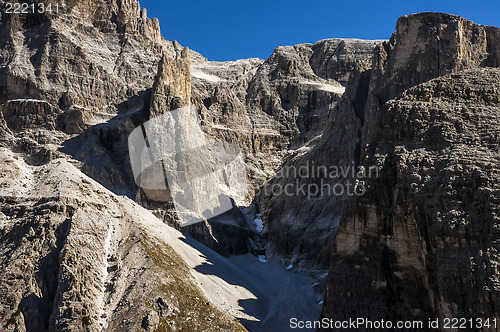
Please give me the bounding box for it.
[139,0,500,61]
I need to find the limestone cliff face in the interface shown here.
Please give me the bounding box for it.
[0,2,246,330]
[258,50,378,266]
[246,40,379,149]
[72,0,161,42]
[309,13,500,327]
[371,13,500,101]
[135,48,192,209]
[322,67,500,327]
[309,38,382,85]
[362,13,500,146]
[259,12,500,268]
[0,0,208,195]
[149,47,192,117]
[0,0,164,112]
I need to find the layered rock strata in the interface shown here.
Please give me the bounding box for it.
[261,12,500,327]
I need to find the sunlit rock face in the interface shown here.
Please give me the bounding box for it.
[0,0,382,260]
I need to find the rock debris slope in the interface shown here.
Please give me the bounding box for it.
[0,152,246,331]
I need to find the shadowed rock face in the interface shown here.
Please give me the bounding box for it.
[268,12,500,327]
[322,68,500,326]
[260,12,500,267]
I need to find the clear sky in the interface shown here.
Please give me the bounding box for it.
[138,0,500,61]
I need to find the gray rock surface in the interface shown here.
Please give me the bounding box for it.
[322,66,500,329]
[260,12,500,270]
[0,0,378,329]
[0,155,245,332]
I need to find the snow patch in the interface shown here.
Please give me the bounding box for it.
[0,213,9,230]
[191,70,224,83]
[253,217,264,233]
[258,255,268,263]
[97,224,113,330]
[287,264,294,270]
[9,98,46,103]
[302,81,346,94]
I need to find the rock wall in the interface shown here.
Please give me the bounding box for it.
[149,47,192,117]
[323,68,500,326]
[310,13,500,327]
[0,0,381,257]
[260,12,500,269]
[179,39,381,254]
[2,3,498,329]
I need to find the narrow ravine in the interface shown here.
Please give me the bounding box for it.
[97,223,113,331]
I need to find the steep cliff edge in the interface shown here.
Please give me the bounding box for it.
[2,2,498,329]
[260,12,500,268]
[311,13,500,327]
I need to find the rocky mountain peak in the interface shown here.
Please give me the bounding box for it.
[372,12,500,104]
[309,38,382,85]
[71,0,161,40]
[0,5,499,331]
[149,47,192,117]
